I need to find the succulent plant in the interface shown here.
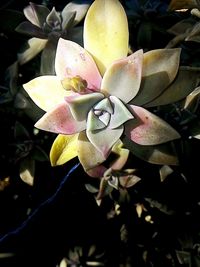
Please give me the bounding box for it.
[22,0,200,177]
[16,1,90,74]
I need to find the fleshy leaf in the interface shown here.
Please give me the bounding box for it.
[19,157,35,186]
[125,105,180,145]
[142,49,181,82]
[61,2,90,27]
[87,110,107,131]
[65,92,104,121]
[15,21,47,38]
[85,183,99,193]
[68,26,84,46]
[24,2,50,27]
[50,133,78,166]
[119,173,141,188]
[86,165,107,178]
[111,140,130,170]
[84,0,129,75]
[167,19,194,36]
[101,50,143,103]
[122,136,179,165]
[184,86,200,112]
[55,39,102,91]
[23,75,69,111]
[18,38,47,65]
[159,165,174,182]
[78,131,107,171]
[35,101,86,134]
[15,90,44,121]
[189,120,200,139]
[61,11,76,31]
[168,0,199,11]
[109,96,134,128]
[46,7,61,29]
[130,48,181,106]
[94,97,113,113]
[87,125,124,157]
[87,139,130,177]
[145,66,200,107]
[40,40,57,75]
[186,22,200,42]
[96,109,110,125]
[87,96,133,131]
[96,177,113,199]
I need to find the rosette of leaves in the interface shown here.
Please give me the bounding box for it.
[1,121,49,186]
[15,1,90,75]
[85,167,141,202]
[23,0,200,177]
[0,61,44,121]
[0,62,49,187]
[166,7,200,51]
[58,245,105,267]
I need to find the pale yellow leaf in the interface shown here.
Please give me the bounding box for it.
[159,165,174,182]
[84,0,129,75]
[19,158,35,186]
[18,37,47,65]
[23,75,70,111]
[50,134,78,166]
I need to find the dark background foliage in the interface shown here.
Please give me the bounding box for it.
[0,1,200,266]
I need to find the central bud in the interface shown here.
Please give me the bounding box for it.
[93,98,114,127]
[87,97,114,131]
[61,75,88,93]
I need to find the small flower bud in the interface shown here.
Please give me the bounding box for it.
[61,75,88,93]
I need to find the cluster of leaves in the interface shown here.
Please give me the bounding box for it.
[1,0,200,267]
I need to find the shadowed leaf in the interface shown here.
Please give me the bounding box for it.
[119,173,141,188]
[186,22,200,42]
[40,39,57,75]
[183,86,200,112]
[146,66,200,107]
[130,48,181,106]
[189,120,200,139]
[122,136,179,165]
[15,21,47,38]
[167,18,194,36]
[61,2,90,27]
[23,2,50,27]
[168,0,200,11]
[159,165,174,182]
[78,132,107,171]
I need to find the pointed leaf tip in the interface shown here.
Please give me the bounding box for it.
[84,0,129,75]
[126,105,181,145]
[50,134,78,166]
